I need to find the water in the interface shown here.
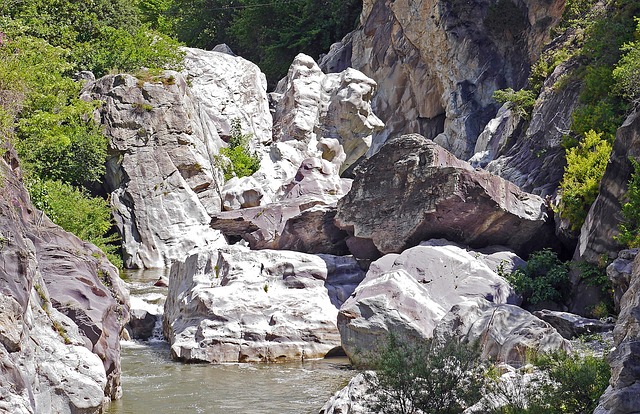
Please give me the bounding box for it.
[107,270,354,414]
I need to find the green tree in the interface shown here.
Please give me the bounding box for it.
[613,17,640,102]
[559,130,613,230]
[617,158,640,248]
[505,249,570,306]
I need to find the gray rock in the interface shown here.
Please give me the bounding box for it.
[127,308,159,340]
[435,299,571,366]
[163,246,362,363]
[82,71,228,269]
[335,134,554,259]
[533,309,614,339]
[608,249,639,310]
[595,251,640,413]
[320,0,563,160]
[0,146,128,411]
[319,372,371,414]
[486,56,583,196]
[337,241,519,363]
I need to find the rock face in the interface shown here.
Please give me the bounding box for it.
[595,253,640,414]
[337,241,520,363]
[485,57,583,196]
[0,145,129,412]
[576,110,640,264]
[163,246,365,363]
[607,249,639,311]
[320,0,564,159]
[82,70,228,269]
[434,299,571,366]
[335,134,553,259]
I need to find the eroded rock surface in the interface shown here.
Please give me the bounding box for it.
[595,252,640,414]
[83,71,228,268]
[335,134,553,259]
[320,0,563,159]
[163,246,364,363]
[319,372,371,414]
[0,145,128,412]
[533,310,614,339]
[337,241,520,363]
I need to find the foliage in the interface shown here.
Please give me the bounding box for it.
[486,351,610,413]
[364,334,486,414]
[559,130,613,230]
[616,158,640,248]
[613,18,640,102]
[532,351,610,413]
[29,179,122,268]
[505,249,570,306]
[493,88,537,119]
[215,119,260,181]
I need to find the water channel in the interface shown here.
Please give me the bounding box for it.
[106,269,354,414]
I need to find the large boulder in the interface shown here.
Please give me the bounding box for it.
[163,246,364,363]
[320,0,564,159]
[319,372,371,414]
[82,71,228,268]
[335,134,553,259]
[337,241,520,363]
[0,145,129,412]
[595,253,640,414]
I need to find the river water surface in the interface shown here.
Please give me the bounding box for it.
[106,270,354,414]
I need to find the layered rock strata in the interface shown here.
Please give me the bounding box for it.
[335,134,552,259]
[163,246,364,363]
[0,145,129,412]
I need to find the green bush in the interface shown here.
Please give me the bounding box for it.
[613,17,640,102]
[559,130,613,230]
[29,179,122,268]
[506,249,570,306]
[215,119,260,181]
[364,334,486,414]
[616,158,640,248]
[493,88,537,119]
[487,351,610,413]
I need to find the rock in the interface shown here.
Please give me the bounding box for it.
[319,372,371,414]
[0,145,128,411]
[127,307,159,341]
[532,310,614,339]
[335,134,554,259]
[82,71,228,269]
[486,55,583,196]
[595,252,640,413]
[435,299,572,366]
[211,43,236,56]
[212,157,352,254]
[607,249,639,311]
[182,47,271,146]
[576,110,640,264]
[337,241,519,363]
[469,104,525,169]
[320,0,563,159]
[163,246,362,363]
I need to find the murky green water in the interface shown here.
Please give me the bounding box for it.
[107,270,354,414]
[107,342,353,414]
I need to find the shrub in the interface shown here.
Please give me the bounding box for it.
[493,88,537,119]
[559,130,613,230]
[28,179,122,269]
[215,119,260,181]
[364,334,487,414]
[505,249,570,306]
[616,158,640,248]
[613,17,640,102]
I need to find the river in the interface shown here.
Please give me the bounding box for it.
[106,269,354,414]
